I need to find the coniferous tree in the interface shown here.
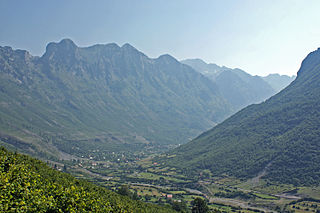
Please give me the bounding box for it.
[191,198,209,213]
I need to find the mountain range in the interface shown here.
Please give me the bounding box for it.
[0,39,234,158]
[167,49,320,186]
[181,59,295,111]
[0,39,298,165]
[262,73,296,92]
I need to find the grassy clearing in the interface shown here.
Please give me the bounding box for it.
[207,184,224,194]
[209,177,243,188]
[238,179,296,195]
[147,167,170,173]
[253,192,278,200]
[168,190,187,194]
[137,188,161,197]
[298,187,320,199]
[128,172,187,183]
[183,195,204,202]
[209,203,233,212]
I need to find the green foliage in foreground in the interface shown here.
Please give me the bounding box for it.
[0,147,175,212]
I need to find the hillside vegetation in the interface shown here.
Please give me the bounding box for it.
[0,146,176,212]
[167,48,320,186]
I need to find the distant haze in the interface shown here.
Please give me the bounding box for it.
[1,0,320,76]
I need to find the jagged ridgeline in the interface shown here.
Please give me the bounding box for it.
[0,147,176,212]
[166,48,320,186]
[0,39,231,157]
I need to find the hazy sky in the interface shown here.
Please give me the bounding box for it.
[1,0,320,76]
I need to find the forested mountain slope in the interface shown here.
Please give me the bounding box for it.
[168,48,320,186]
[0,39,231,157]
[0,147,175,212]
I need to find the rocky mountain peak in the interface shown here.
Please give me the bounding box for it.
[41,38,78,62]
[156,54,179,64]
[297,47,320,79]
